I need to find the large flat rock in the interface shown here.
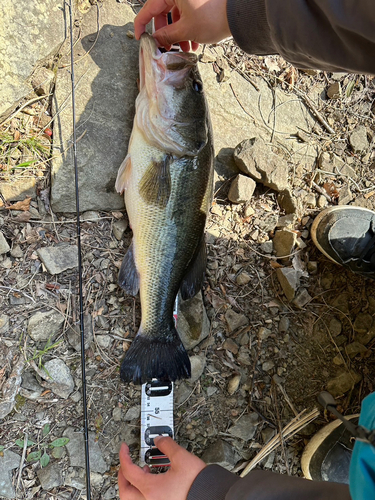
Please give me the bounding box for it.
[0,0,65,118]
[51,1,138,212]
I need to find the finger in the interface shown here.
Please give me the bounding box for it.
[179,41,191,52]
[153,436,186,464]
[154,12,169,33]
[153,20,188,49]
[134,0,174,39]
[191,41,200,51]
[118,469,145,500]
[143,465,150,473]
[119,443,145,486]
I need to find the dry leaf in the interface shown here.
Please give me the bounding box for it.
[264,56,281,73]
[270,261,283,269]
[8,197,31,211]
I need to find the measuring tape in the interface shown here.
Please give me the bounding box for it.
[139,298,179,467]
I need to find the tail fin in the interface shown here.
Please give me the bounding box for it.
[120,326,191,384]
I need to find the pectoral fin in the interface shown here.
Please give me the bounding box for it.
[139,155,172,208]
[118,240,140,296]
[115,155,132,194]
[180,236,207,300]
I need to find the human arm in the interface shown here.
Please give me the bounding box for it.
[134,0,375,74]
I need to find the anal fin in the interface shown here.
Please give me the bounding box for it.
[118,240,140,295]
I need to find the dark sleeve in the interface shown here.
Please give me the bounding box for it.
[226,0,375,74]
[187,465,352,500]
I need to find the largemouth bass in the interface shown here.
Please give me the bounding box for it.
[115,33,213,384]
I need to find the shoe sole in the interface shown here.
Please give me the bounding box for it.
[301,414,359,480]
[311,206,375,265]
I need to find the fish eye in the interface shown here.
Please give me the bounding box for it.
[193,80,203,93]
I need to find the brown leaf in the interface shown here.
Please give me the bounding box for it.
[13,211,31,222]
[13,130,21,141]
[8,198,31,211]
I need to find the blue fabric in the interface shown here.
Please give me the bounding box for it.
[349,392,375,499]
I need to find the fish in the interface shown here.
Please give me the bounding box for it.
[115,33,214,385]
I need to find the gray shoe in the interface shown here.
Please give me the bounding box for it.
[311,206,375,279]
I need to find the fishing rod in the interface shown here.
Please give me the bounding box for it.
[67,1,92,497]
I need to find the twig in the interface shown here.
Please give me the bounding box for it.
[299,93,335,135]
[0,94,52,126]
[311,180,332,202]
[16,432,28,492]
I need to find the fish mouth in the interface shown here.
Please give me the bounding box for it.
[139,33,162,91]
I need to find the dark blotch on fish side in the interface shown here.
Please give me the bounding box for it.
[120,328,191,384]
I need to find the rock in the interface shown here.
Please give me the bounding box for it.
[112,407,122,422]
[0,232,10,255]
[237,347,252,365]
[10,245,23,258]
[273,229,297,259]
[277,189,302,215]
[317,195,328,208]
[260,241,273,254]
[81,211,101,222]
[225,309,249,332]
[37,462,63,490]
[276,268,301,301]
[113,219,128,240]
[0,450,21,499]
[276,214,297,228]
[349,125,368,153]
[64,427,108,473]
[228,174,256,203]
[37,245,78,274]
[0,177,37,202]
[227,374,241,395]
[175,382,191,405]
[189,355,206,383]
[292,288,312,308]
[327,82,341,99]
[178,291,210,350]
[66,314,93,351]
[201,439,239,470]
[345,342,367,358]
[21,371,43,399]
[27,310,64,342]
[206,386,218,397]
[96,335,112,349]
[228,413,259,441]
[31,67,55,96]
[244,205,255,217]
[51,2,138,212]
[331,293,349,314]
[233,138,288,192]
[278,317,289,333]
[305,193,316,208]
[124,405,141,421]
[0,0,65,117]
[0,314,9,334]
[329,317,342,337]
[353,313,373,335]
[223,338,239,355]
[44,359,74,399]
[338,184,353,205]
[307,261,318,274]
[262,361,275,372]
[355,325,375,346]
[327,370,362,397]
[236,272,251,285]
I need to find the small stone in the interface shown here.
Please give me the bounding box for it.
[189,355,206,383]
[236,272,251,285]
[327,370,362,397]
[276,214,297,228]
[273,229,297,259]
[28,310,64,342]
[307,261,318,274]
[178,291,210,350]
[66,314,93,352]
[331,293,349,314]
[0,231,10,255]
[37,245,78,274]
[317,195,328,208]
[305,193,316,208]
[292,288,312,308]
[258,327,272,340]
[228,174,256,204]
[260,241,273,254]
[0,450,21,499]
[228,413,259,441]
[349,125,368,153]
[96,335,112,349]
[37,462,63,490]
[201,439,239,470]
[353,313,373,335]
[175,382,191,405]
[21,371,43,399]
[327,82,341,99]
[0,315,10,334]
[225,309,249,332]
[329,317,342,337]
[237,347,252,365]
[278,317,289,333]
[207,386,218,397]
[81,211,101,221]
[113,219,128,240]
[64,427,108,473]
[31,67,55,96]
[333,355,344,366]
[44,359,74,399]
[244,206,255,217]
[223,338,239,355]
[113,407,123,422]
[10,245,23,258]
[276,268,301,301]
[345,342,368,358]
[124,406,141,421]
[227,374,241,395]
[338,184,353,205]
[262,360,275,372]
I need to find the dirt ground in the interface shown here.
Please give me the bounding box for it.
[1,4,375,499]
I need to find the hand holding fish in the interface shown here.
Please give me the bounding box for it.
[118,437,206,500]
[134,0,231,51]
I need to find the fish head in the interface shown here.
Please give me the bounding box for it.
[137,33,209,157]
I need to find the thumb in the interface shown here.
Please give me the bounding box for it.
[153,20,189,48]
